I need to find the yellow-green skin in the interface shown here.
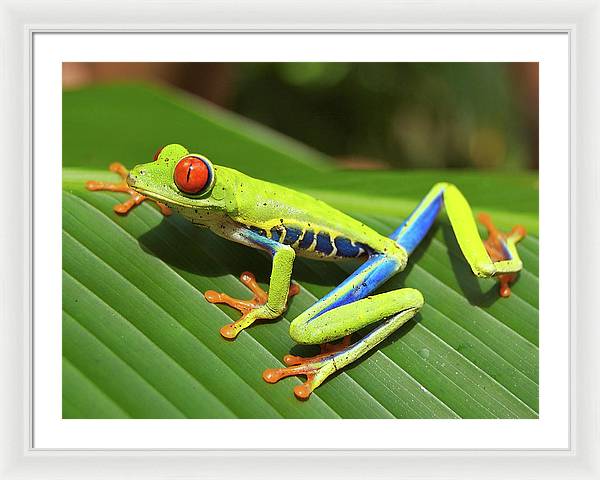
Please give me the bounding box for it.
[126,143,525,398]
[128,144,404,263]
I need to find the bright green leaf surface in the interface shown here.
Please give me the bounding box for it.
[62,84,538,419]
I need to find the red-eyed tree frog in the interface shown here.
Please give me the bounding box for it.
[87,144,526,400]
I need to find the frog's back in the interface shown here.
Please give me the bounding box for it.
[226,168,399,261]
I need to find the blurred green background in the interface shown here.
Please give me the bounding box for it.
[63,62,538,171]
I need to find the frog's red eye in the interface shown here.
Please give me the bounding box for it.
[174,155,212,194]
[153,146,164,162]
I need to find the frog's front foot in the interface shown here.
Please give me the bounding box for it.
[86,162,172,216]
[204,272,300,339]
[477,212,526,297]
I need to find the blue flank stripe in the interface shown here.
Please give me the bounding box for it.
[315,232,334,255]
[282,227,302,245]
[298,230,315,249]
[334,236,361,257]
[270,226,282,242]
[392,191,443,254]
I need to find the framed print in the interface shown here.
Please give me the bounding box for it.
[42,34,564,449]
[1,0,598,478]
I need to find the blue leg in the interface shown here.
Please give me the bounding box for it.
[265,271,423,399]
[261,249,414,399]
[262,182,526,399]
[391,182,525,280]
[281,184,447,333]
[301,253,403,322]
[390,183,445,254]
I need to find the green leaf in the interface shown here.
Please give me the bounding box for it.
[63,83,331,177]
[63,84,538,419]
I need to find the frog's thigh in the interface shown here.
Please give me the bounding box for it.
[289,287,424,345]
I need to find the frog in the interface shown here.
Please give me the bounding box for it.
[86,143,526,399]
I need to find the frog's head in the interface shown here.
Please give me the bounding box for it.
[127,144,233,219]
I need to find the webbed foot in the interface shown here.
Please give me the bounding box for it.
[262,336,352,400]
[282,335,352,367]
[263,355,337,400]
[205,271,300,339]
[477,212,526,297]
[86,162,172,216]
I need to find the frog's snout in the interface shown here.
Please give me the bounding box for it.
[127,165,149,188]
[126,173,136,188]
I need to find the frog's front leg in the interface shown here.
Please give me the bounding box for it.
[86,162,172,216]
[204,229,300,339]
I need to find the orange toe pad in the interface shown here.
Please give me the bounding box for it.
[477,212,526,298]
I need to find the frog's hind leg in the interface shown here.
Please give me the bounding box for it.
[390,182,526,297]
[263,253,416,399]
[86,162,172,216]
[477,213,526,297]
[268,252,401,367]
[282,335,351,367]
[264,288,423,399]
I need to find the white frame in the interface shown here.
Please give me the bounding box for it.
[1,0,596,478]
[35,32,568,451]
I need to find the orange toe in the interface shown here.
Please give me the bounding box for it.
[205,272,300,339]
[86,163,171,216]
[478,212,526,298]
[262,364,319,400]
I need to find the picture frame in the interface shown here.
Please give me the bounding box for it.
[1,0,595,478]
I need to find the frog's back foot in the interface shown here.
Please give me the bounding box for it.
[477,212,526,298]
